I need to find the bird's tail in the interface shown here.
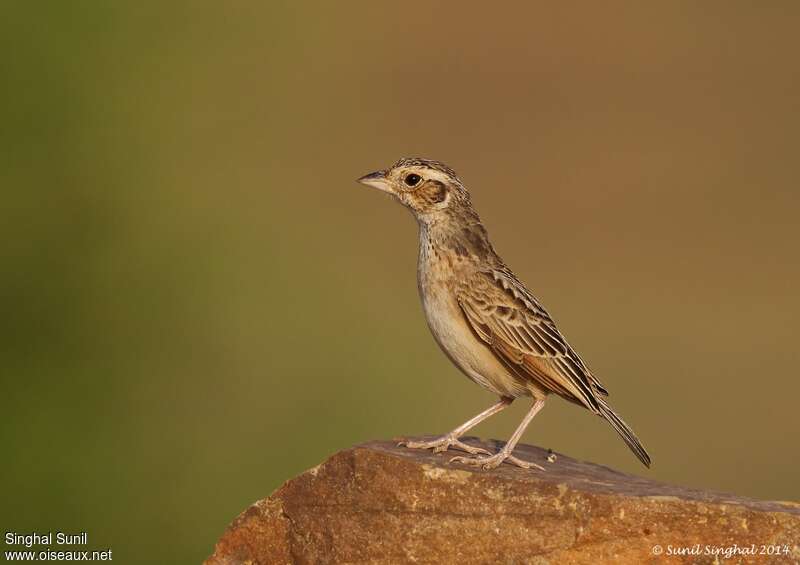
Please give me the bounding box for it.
[597,398,651,468]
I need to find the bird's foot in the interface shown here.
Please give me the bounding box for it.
[449,449,545,471]
[398,435,491,456]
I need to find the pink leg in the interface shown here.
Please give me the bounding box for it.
[450,398,546,470]
[399,397,512,455]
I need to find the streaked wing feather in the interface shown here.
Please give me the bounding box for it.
[457,269,608,411]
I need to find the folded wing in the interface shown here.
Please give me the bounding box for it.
[456,268,608,412]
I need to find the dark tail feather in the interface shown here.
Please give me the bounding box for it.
[598,398,651,468]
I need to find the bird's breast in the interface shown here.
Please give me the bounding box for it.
[417,251,530,398]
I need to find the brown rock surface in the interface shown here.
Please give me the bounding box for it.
[206,439,800,564]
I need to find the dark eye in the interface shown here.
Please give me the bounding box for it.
[404,173,422,187]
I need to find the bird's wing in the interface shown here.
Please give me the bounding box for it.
[456,267,608,412]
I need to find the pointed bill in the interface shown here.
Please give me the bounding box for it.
[356,170,393,193]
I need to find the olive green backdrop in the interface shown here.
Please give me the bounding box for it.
[2,2,798,562]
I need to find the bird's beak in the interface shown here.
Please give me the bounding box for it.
[356,170,393,194]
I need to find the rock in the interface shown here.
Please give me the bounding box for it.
[206,439,800,564]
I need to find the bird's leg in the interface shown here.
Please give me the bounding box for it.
[450,398,546,470]
[399,397,512,455]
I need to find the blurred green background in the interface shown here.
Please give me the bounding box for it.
[2,2,799,562]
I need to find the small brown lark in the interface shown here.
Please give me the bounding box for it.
[358,157,651,470]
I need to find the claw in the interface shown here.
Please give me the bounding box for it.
[450,439,491,455]
[397,435,490,456]
[507,454,546,471]
[449,451,545,471]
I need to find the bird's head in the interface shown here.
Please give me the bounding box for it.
[357,157,471,223]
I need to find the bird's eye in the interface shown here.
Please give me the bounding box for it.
[404,173,422,187]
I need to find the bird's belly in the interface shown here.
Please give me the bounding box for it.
[421,288,530,398]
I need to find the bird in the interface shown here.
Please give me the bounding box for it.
[357,157,651,470]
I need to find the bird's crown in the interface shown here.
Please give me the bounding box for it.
[390,157,460,182]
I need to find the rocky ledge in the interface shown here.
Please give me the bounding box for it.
[206,439,799,564]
